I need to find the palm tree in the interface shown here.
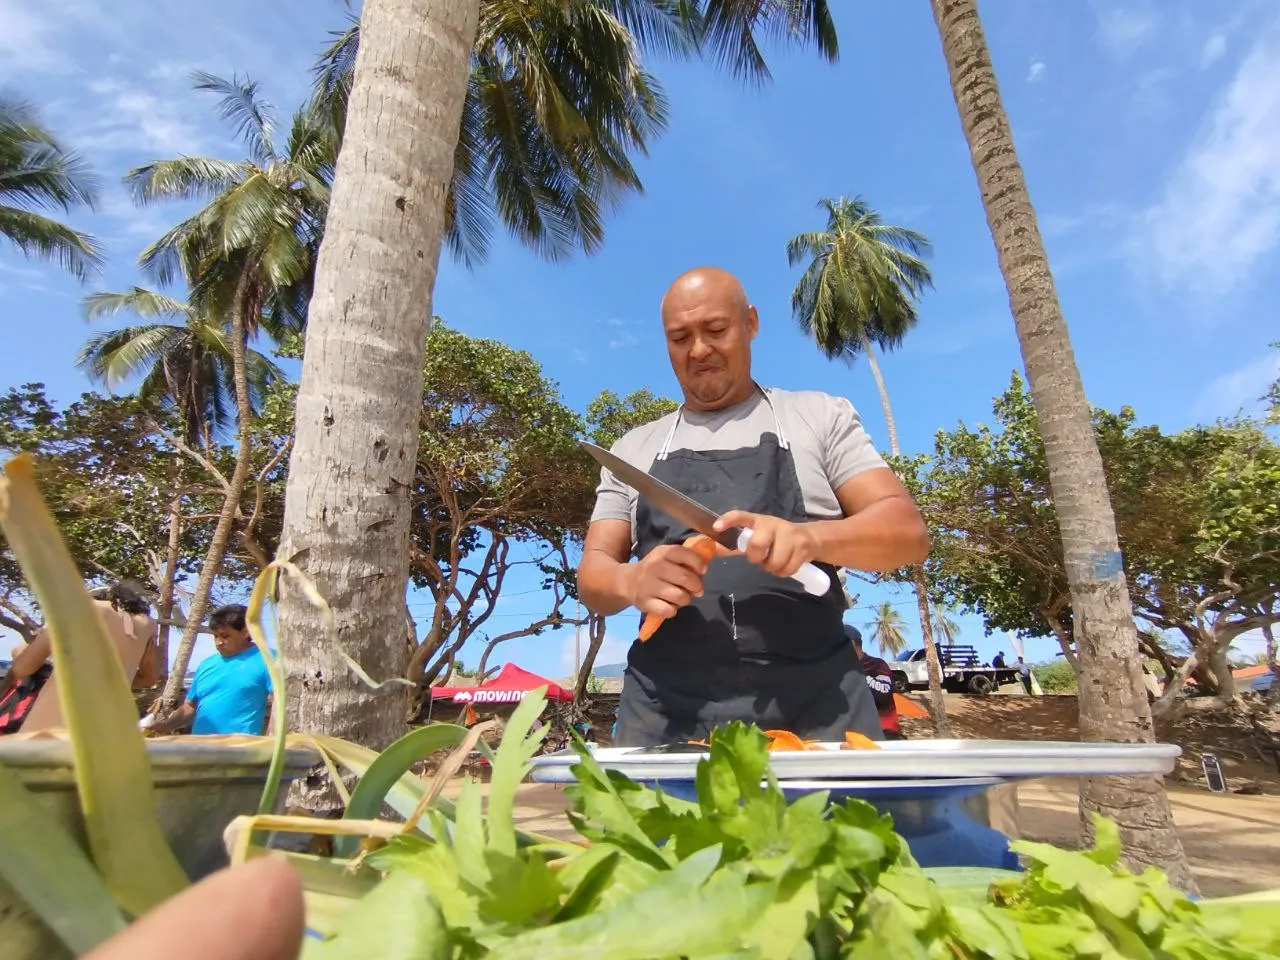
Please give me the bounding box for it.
[275,0,843,805]
[933,606,961,647]
[788,197,931,453]
[77,288,282,448]
[787,196,950,735]
[930,0,1191,888]
[125,73,331,712]
[312,0,837,265]
[867,601,908,658]
[0,97,103,281]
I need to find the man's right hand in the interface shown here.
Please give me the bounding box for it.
[624,543,712,618]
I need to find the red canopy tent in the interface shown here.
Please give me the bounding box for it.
[429,663,574,704]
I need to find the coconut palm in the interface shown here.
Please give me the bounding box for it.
[0,97,103,281]
[77,288,282,448]
[787,196,949,734]
[787,196,931,454]
[124,72,331,713]
[867,601,908,658]
[930,0,1190,887]
[933,606,961,647]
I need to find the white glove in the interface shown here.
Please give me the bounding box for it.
[139,714,156,730]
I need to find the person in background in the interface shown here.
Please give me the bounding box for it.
[5,581,159,733]
[147,604,272,736]
[1017,657,1033,695]
[992,650,1006,669]
[845,625,902,740]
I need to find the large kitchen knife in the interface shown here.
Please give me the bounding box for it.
[581,441,831,597]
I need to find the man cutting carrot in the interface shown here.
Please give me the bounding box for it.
[578,267,929,747]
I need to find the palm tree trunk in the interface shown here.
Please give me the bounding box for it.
[154,490,184,681]
[574,614,607,703]
[158,272,257,711]
[931,0,1193,891]
[859,330,948,732]
[858,330,900,456]
[274,0,482,811]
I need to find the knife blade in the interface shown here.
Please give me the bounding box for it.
[581,441,830,597]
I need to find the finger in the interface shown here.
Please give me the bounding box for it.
[654,582,695,608]
[743,523,775,566]
[667,545,711,575]
[713,510,756,534]
[86,858,303,960]
[637,596,681,618]
[651,558,703,597]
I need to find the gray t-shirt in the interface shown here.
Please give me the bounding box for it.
[590,386,888,547]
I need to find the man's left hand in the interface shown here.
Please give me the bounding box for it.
[713,511,821,579]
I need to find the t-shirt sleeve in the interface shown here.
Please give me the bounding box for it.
[824,396,889,490]
[589,460,634,525]
[261,655,275,693]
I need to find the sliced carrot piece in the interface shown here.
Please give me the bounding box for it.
[841,730,882,751]
[763,729,808,751]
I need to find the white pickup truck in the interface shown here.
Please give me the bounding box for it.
[889,646,1019,696]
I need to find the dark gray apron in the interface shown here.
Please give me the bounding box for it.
[614,399,883,747]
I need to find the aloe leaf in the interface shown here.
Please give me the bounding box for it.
[486,687,548,857]
[0,763,126,953]
[0,455,188,914]
[244,563,290,816]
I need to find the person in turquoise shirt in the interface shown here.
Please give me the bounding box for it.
[150,605,272,736]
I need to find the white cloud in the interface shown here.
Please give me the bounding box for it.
[1094,6,1157,56]
[76,78,207,156]
[1040,202,1124,238]
[1193,352,1280,420]
[0,0,72,72]
[1139,25,1280,296]
[1027,61,1047,84]
[1200,31,1228,69]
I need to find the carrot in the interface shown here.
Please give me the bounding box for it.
[763,730,809,751]
[637,535,719,641]
[841,731,881,751]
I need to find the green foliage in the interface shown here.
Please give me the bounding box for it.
[906,373,1280,687]
[1263,342,1279,426]
[584,388,679,449]
[1032,658,1078,694]
[867,600,909,657]
[0,96,103,281]
[787,196,932,364]
[311,2,836,265]
[320,697,1280,958]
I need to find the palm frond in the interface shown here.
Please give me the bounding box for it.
[695,0,838,85]
[124,157,248,206]
[0,205,103,281]
[191,71,277,165]
[310,17,360,145]
[75,325,184,390]
[81,288,192,322]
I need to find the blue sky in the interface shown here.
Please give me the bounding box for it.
[2,0,1277,678]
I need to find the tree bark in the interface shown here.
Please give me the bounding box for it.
[913,572,951,735]
[572,614,606,702]
[275,0,482,810]
[860,329,948,732]
[154,491,185,681]
[158,271,257,710]
[858,330,900,456]
[931,0,1193,890]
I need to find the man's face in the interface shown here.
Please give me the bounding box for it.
[662,280,757,411]
[213,625,251,657]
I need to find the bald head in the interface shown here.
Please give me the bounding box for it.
[660,266,758,412]
[661,267,750,319]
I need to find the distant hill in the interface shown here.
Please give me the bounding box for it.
[593,662,627,677]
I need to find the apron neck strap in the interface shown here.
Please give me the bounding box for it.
[657,383,788,460]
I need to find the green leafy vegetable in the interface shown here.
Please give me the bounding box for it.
[316,694,1280,959]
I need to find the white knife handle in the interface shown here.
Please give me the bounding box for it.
[735,529,831,597]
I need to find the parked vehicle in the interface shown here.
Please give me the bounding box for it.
[890,646,1019,696]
